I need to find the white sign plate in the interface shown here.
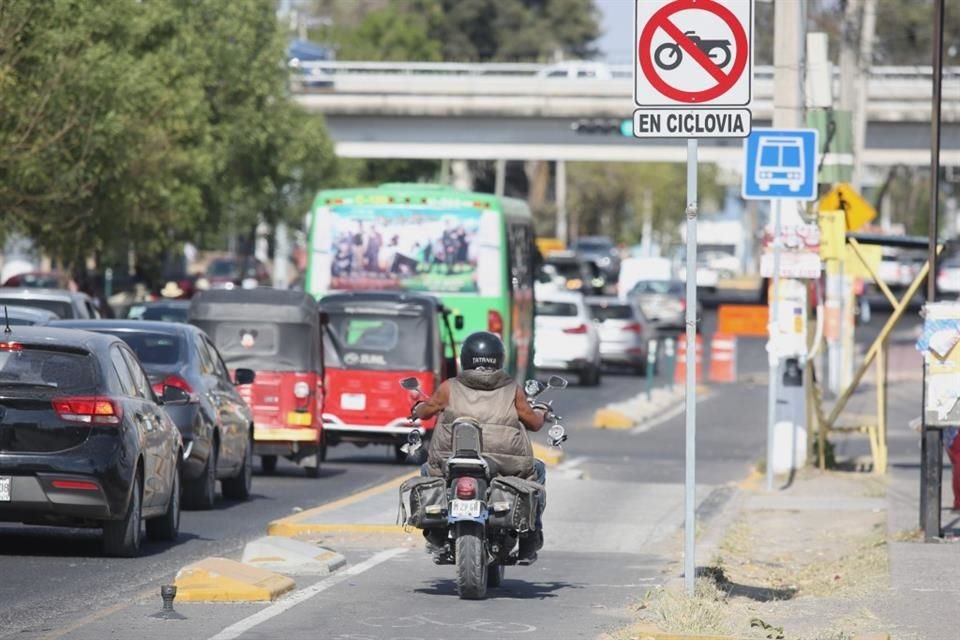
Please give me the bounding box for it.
[760,252,823,279]
[634,0,753,107]
[633,108,751,138]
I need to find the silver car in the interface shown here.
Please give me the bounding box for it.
[586,297,656,375]
[0,288,101,319]
[627,280,701,335]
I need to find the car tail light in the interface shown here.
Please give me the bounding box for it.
[51,479,100,491]
[680,298,687,311]
[623,322,644,333]
[563,324,588,334]
[488,310,503,337]
[455,477,478,500]
[0,342,23,351]
[293,382,310,399]
[52,396,122,425]
[151,375,197,401]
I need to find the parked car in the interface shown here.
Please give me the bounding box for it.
[534,290,602,386]
[937,255,960,294]
[542,252,607,295]
[126,300,191,323]
[572,236,621,282]
[52,320,256,509]
[586,296,656,375]
[627,280,702,334]
[1,271,72,289]
[0,326,183,556]
[0,288,100,319]
[0,305,59,326]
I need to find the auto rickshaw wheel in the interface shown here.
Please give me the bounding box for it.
[260,455,277,475]
[304,464,321,478]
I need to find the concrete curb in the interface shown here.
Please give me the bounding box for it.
[241,536,347,575]
[174,557,295,602]
[592,385,701,430]
[269,522,411,537]
[532,441,565,465]
[609,626,734,640]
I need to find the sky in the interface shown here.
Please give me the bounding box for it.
[595,0,636,65]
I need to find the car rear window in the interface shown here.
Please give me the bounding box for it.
[537,301,579,317]
[630,281,684,296]
[0,347,99,393]
[590,304,632,321]
[141,306,188,323]
[0,298,73,319]
[100,331,183,366]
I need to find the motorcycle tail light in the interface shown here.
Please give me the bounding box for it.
[455,477,478,500]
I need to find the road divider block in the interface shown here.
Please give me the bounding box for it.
[174,557,295,602]
[241,536,346,576]
[532,441,565,465]
[592,408,635,430]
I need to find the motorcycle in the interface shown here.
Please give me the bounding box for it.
[398,375,568,600]
[654,31,732,71]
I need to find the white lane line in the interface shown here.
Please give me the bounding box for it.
[557,456,588,471]
[629,391,713,435]
[207,547,408,640]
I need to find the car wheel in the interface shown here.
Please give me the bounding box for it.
[103,473,142,558]
[222,438,252,501]
[580,363,601,387]
[260,455,278,474]
[146,466,180,542]
[183,446,217,510]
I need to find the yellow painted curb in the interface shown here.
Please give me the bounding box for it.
[737,467,764,491]
[174,557,295,602]
[532,442,564,466]
[268,522,411,537]
[627,626,735,640]
[592,408,635,429]
[267,471,417,537]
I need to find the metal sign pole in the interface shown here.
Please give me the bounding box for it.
[766,198,783,491]
[684,138,698,594]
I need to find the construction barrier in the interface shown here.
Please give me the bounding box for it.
[708,333,737,383]
[674,334,703,385]
[717,304,768,337]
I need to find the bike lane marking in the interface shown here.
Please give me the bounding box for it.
[206,547,408,640]
[637,0,749,104]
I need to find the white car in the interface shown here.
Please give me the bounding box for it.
[534,291,602,386]
[536,61,612,80]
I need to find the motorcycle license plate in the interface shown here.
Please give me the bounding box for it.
[0,477,10,502]
[450,499,481,519]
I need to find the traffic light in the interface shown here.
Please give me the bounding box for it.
[571,118,634,136]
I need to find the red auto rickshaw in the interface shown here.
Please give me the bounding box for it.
[189,288,326,477]
[318,291,462,461]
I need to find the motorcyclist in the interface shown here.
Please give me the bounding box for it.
[409,331,548,561]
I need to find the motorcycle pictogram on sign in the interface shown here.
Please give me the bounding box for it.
[634,0,753,107]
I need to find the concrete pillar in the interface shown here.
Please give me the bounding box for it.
[555,160,568,244]
[451,160,472,191]
[494,159,506,197]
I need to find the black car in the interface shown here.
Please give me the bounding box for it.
[53,320,256,509]
[0,326,183,557]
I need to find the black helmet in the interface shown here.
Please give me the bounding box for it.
[460,331,505,371]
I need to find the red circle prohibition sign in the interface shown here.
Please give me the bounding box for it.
[638,0,748,103]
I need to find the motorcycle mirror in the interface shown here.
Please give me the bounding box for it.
[402,429,423,455]
[524,379,546,397]
[547,424,567,447]
[547,375,568,390]
[399,377,421,391]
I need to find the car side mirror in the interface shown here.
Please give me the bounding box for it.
[444,356,458,379]
[162,385,192,406]
[454,314,465,331]
[234,368,256,386]
[547,375,568,390]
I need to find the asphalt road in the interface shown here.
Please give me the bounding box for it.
[0,308,781,639]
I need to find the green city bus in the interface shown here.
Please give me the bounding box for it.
[305,183,536,379]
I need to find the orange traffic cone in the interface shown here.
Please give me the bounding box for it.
[674,334,703,385]
[708,333,737,383]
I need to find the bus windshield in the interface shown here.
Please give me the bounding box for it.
[320,205,499,295]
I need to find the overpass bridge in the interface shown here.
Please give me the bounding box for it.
[292,62,960,168]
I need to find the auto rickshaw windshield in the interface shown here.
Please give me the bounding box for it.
[206,321,318,372]
[325,311,431,372]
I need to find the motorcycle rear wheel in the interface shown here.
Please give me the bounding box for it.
[456,526,488,599]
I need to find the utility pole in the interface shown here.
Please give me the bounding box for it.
[556,160,568,245]
[852,0,877,193]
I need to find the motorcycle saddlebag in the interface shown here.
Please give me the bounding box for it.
[487,476,543,533]
[399,476,447,529]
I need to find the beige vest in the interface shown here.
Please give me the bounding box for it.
[427,377,535,480]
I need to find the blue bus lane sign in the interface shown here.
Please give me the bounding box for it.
[742,128,819,201]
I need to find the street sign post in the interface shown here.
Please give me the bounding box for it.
[743,127,819,492]
[634,0,754,138]
[634,0,754,594]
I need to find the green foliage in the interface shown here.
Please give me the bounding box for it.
[567,162,724,245]
[0,0,339,273]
